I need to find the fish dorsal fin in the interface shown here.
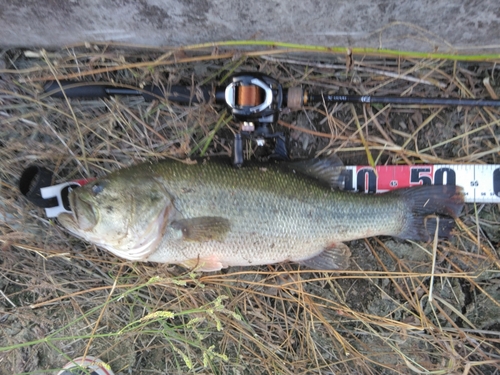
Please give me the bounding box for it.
[170,216,230,242]
[298,243,351,270]
[286,154,346,189]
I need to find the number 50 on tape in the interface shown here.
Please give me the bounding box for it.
[342,164,500,204]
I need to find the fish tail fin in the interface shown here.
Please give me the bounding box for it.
[396,185,464,241]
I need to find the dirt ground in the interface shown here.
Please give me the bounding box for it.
[1,43,500,374]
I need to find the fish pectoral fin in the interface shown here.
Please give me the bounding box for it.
[285,154,347,189]
[171,216,230,242]
[298,243,351,270]
[182,256,226,272]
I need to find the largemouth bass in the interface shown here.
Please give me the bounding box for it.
[58,157,464,271]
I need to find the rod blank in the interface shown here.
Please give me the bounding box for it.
[306,92,500,107]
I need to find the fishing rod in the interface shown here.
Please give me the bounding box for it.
[44,72,500,166]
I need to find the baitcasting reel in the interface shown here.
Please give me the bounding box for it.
[44,72,304,167]
[223,72,298,166]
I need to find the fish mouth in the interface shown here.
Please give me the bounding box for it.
[70,193,98,231]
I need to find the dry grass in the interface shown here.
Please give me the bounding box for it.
[1,42,500,374]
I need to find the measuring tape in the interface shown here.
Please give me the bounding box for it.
[343,164,500,203]
[19,165,94,218]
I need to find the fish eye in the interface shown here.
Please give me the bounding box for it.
[91,182,105,195]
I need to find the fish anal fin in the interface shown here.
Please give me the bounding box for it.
[182,256,226,272]
[171,216,230,242]
[286,154,346,189]
[298,243,351,270]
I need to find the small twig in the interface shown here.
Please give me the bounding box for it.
[0,289,16,308]
[278,119,335,139]
[350,104,375,169]
[82,265,122,360]
[483,77,499,99]
[261,55,447,88]
[428,216,439,303]
[41,49,89,175]
[42,118,87,172]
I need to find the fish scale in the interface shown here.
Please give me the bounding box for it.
[58,157,464,271]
